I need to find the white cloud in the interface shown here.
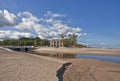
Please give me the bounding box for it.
[16,11,84,39]
[0,9,85,40]
[44,11,66,18]
[41,11,83,38]
[0,30,32,40]
[0,9,18,27]
[16,11,40,33]
[47,19,82,38]
[18,11,40,22]
[16,11,49,39]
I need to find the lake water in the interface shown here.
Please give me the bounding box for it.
[31,52,120,64]
[76,54,120,64]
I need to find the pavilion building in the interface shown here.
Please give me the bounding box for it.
[50,39,63,48]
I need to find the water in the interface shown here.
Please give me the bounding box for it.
[76,54,120,64]
[31,52,120,64]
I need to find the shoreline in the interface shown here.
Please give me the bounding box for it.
[33,47,120,56]
[0,47,69,81]
[1,47,120,81]
[33,47,120,81]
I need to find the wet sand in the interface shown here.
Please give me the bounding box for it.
[34,47,120,56]
[63,58,120,81]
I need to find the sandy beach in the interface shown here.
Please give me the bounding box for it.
[0,47,69,81]
[63,58,120,81]
[33,47,120,56]
[33,47,120,81]
[0,47,120,81]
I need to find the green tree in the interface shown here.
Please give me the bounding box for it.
[34,37,41,46]
[40,39,50,46]
[58,33,66,39]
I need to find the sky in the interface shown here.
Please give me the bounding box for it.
[0,0,120,48]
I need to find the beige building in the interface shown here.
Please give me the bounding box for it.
[50,39,63,47]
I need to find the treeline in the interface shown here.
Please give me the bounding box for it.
[0,34,86,48]
[59,33,87,48]
[0,37,49,47]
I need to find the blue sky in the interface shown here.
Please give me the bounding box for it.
[0,0,120,48]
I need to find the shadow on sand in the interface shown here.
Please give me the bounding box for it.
[56,62,71,81]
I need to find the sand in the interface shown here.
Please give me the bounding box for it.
[0,47,120,81]
[63,58,120,81]
[0,47,68,81]
[33,47,120,81]
[34,47,120,56]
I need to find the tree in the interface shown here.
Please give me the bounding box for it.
[41,39,50,46]
[68,34,78,46]
[58,33,66,39]
[34,37,41,46]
